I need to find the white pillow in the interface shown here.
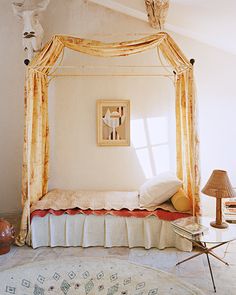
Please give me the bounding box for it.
[139,172,182,208]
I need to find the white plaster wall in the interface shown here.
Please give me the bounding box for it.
[1,0,236,216]
[0,1,24,214]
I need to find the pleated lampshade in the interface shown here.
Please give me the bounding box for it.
[202,170,235,198]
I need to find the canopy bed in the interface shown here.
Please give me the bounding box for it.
[16,32,200,250]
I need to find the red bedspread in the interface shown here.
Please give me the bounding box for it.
[31,208,190,222]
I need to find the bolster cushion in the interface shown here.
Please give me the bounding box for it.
[171,189,191,212]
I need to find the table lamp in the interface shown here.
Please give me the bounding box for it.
[202,170,235,229]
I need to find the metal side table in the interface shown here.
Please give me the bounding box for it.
[173,216,236,292]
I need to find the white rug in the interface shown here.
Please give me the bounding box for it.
[0,257,205,294]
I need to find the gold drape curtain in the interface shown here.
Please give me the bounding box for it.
[16,32,200,246]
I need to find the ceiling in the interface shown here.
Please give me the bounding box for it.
[89,0,236,55]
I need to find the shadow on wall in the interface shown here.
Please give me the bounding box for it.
[131,116,171,178]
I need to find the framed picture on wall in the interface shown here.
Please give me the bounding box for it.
[97,100,130,146]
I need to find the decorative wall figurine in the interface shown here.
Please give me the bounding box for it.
[145,0,169,30]
[97,100,130,146]
[12,0,50,65]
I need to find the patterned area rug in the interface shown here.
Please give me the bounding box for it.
[0,257,205,294]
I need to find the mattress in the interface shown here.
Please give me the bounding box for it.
[30,189,181,213]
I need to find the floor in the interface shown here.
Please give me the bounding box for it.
[1,241,236,294]
[1,214,236,294]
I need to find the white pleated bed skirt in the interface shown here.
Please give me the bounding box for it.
[31,214,192,251]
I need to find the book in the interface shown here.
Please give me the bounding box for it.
[224,207,236,214]
[224,198,236,207]
[171,216,208,236]
[172,226,204,240]
[224,214,236,221]
[223,198,236,222]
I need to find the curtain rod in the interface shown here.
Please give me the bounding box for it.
[31,65,173,69]
[48,73,174,77]
[62,33,158,37]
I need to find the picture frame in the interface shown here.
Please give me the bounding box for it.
[96,100,130,146]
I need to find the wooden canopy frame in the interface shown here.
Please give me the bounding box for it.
[16,32,200,246]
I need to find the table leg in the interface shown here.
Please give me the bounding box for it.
[176,240,231,292]
[176,251,204,266]
[196,241,229,266]
[208,251,229,266]
[177,240,230,266]
[206,252,216,293]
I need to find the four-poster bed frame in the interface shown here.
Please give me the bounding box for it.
[16,32,200,246]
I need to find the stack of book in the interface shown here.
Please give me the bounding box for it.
[223,198,236,222]
[171,216,208,239]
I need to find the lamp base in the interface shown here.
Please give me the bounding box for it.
[210,221,228,229]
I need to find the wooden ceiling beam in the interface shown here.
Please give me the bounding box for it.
[145,0,169,30]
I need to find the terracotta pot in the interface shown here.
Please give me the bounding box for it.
[0,218,15,255]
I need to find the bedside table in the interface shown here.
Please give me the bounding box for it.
[173,216,236,292]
